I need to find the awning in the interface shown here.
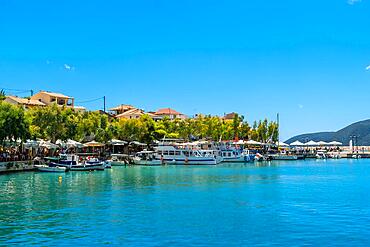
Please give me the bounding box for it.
[84,141,105,147]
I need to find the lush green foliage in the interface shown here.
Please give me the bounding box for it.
[0,102,30,144]
[0,102,279,144]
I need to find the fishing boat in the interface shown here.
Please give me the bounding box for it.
[35,164,67,173]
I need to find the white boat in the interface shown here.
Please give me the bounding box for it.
[35,164,66,173]
[134,145,223,165]
[271,153,298,160]
[133,151,162,166]
[316,150,328,159]
[109,154,130,166]
[220,149,255,163]
[70,162,105,171]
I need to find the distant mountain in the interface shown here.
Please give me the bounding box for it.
[286,119,370,146]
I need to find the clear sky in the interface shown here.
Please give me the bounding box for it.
[0,0,369,140]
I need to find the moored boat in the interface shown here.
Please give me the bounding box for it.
[134,145,222,165]
[220,149,255,163]
[35,164,67,173]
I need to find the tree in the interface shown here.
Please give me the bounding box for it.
[0,102,30,144]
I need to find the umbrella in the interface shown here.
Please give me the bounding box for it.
[66,139,84,148]
[277,141,289,147]
[39,140,59,149]
[328,141,343,146]
[130,141,147,146]
[317,141,329,146]
[245,140,263,145]
[305,140,319,146]
[108,139,128,145]
[84,141,104,147]
[24,140,41,148]
[232,140,245,145]
[290,140,305,146]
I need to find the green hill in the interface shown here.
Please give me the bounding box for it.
[286,119,370,146]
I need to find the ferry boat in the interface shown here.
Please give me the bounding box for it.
[134,145,222,165]
[220,149,255,163]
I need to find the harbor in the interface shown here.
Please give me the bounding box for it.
[1,137,369,174]
[1,159,370,245]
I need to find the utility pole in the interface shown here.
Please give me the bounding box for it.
[103,96,106,112]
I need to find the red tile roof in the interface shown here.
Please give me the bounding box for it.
[155,108,182,115]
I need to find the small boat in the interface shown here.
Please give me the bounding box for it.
[35,164,66,173]
[220,149,255,163]
[270,153,298,160]
[108,154,130,166]
[133,151,162,166]
[316,150,328,159]
[70,162,105,171]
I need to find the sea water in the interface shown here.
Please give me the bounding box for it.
[1,159,370,246]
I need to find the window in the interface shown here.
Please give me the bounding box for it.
[175,151,180,155]
[169,151,175,155]
[163,151,169,155]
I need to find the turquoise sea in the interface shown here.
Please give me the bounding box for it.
[1,159,370,246]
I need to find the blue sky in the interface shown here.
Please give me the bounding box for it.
[0,0,369,140]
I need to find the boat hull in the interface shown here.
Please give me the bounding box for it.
[36,165,66,173]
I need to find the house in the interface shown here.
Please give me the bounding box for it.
[4,95,46,108]
[30,91,85,111]
[109,104,135,116]
[153,108,187,120]
[223,112,238,121]
[116,108,145,119]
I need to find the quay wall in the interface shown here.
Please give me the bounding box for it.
[0,161,35,174]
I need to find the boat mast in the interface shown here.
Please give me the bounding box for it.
[277,113,280,150]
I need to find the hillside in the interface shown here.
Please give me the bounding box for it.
[286,119,370,146]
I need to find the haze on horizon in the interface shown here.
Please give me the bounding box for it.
[0,0,369,140]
